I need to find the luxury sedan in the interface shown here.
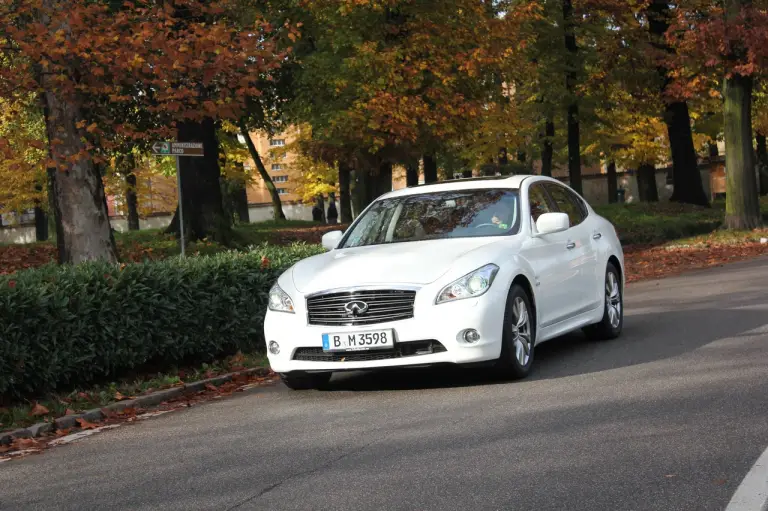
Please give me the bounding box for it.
[264,175,624,390]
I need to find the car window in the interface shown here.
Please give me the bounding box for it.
[528,184,555,222]
[544,183,586,227]
[340,189,521,248]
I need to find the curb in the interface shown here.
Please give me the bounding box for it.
[1,367,270,446]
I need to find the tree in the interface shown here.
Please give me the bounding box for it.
[0,0,288,261]
[239,124,286,221]
[669,0,765,227]
[645,1,710,207]
[721,0,761,228]
[562,0,583,194]
[0,97,47,234]
[282,0,533,211]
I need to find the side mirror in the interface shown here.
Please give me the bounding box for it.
[535,212,570,236]
[321,230,343,251]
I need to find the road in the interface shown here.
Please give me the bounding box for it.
[2,257,768,511]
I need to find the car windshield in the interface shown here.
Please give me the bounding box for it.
[340,188,520,248]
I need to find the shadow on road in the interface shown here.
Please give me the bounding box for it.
[321,305,768,392]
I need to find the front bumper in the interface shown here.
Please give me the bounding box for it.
[264,287,507,374]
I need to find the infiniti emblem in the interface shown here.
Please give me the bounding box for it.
[344,300,369,317]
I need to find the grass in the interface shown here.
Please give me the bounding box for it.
[0,352,268,433]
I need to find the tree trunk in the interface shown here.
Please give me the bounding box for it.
[338,162,353,222]
[232,179,250,223]
[637,164,659,202]
[563,0,582,194]
[125,172,140,231]
[708,141,719,160]
[723,74,761,229]
[353,167,370,214]
[34,205,48,242]
[372,161,393,199]
[756,132,768,196]
[316,195,326,224]
[541,119,555,177]
[42,92,117,264]
[648,0,709,207]
[239,123,285,221]
[406,162,419,186]
[423,154,438,184]
[607,161,618,203]
[166,118,232,244]
[499,148,509,166]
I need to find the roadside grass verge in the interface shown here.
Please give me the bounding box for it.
[0,352,268,433]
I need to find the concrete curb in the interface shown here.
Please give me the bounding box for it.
[1,367,270,446]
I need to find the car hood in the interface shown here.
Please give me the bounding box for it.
[291,238,502,294]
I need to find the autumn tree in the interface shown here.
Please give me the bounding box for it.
[0,0,288,262]
[643,1,710,206]
[669,0,765,228]
[282,0,533,211]
[0,96,47,239]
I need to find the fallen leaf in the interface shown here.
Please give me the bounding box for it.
[204,383,218,392]
[29,403,50,417]
[76,418,100,430]
[64,409,76,416]
[114,391,125,401]
[54,428,72,437]
[14,438,38,449]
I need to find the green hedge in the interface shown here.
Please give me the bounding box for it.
[0,243,323,399]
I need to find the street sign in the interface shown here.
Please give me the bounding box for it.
[151,141,204,157]
[150,140,205,258]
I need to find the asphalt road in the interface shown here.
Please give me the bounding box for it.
[2,257,768,511]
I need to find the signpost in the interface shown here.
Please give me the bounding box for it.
[151,141,205,256]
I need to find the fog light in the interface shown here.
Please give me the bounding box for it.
[268,341,280,355]
[463,329,481,343]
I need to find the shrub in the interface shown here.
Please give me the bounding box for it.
[594,202,723,245]
[0,243,323,399]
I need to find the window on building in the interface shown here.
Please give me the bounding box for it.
[273,175,289,183]
[271,164,283,171]
[277,188,289,195]
[269,139,286,147]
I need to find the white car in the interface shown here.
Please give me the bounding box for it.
[264,175,624,390]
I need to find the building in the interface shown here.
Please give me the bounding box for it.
[244,127,304,205]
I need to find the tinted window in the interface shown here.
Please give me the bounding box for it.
[341,189,521,248]
[544,183,586,227]
[528,184,555,222]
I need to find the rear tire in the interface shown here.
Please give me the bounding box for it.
[494,284,536,380]
[280,372,332,390]
[583,262,623,340]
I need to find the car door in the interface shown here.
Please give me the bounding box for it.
[543,183,601,316]
[520,182,582,328]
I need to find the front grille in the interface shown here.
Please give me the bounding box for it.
[306,289,416,326]
[292,340,446,362]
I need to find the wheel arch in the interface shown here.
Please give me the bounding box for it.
[511,273,536,332]
[607,254,624,289]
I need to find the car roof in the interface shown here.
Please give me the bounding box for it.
[381,174,535,199]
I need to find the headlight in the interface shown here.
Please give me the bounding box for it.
[435,264,499,304]
[268,284,295,313]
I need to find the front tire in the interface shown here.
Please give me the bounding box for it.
[279,372,332,390]
[583,262,623,340]
[495,284,536,379]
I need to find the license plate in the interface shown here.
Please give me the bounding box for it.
[322,329,394,352]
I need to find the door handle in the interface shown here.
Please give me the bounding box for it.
[566,241,576,250]
[593,233,602,240]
